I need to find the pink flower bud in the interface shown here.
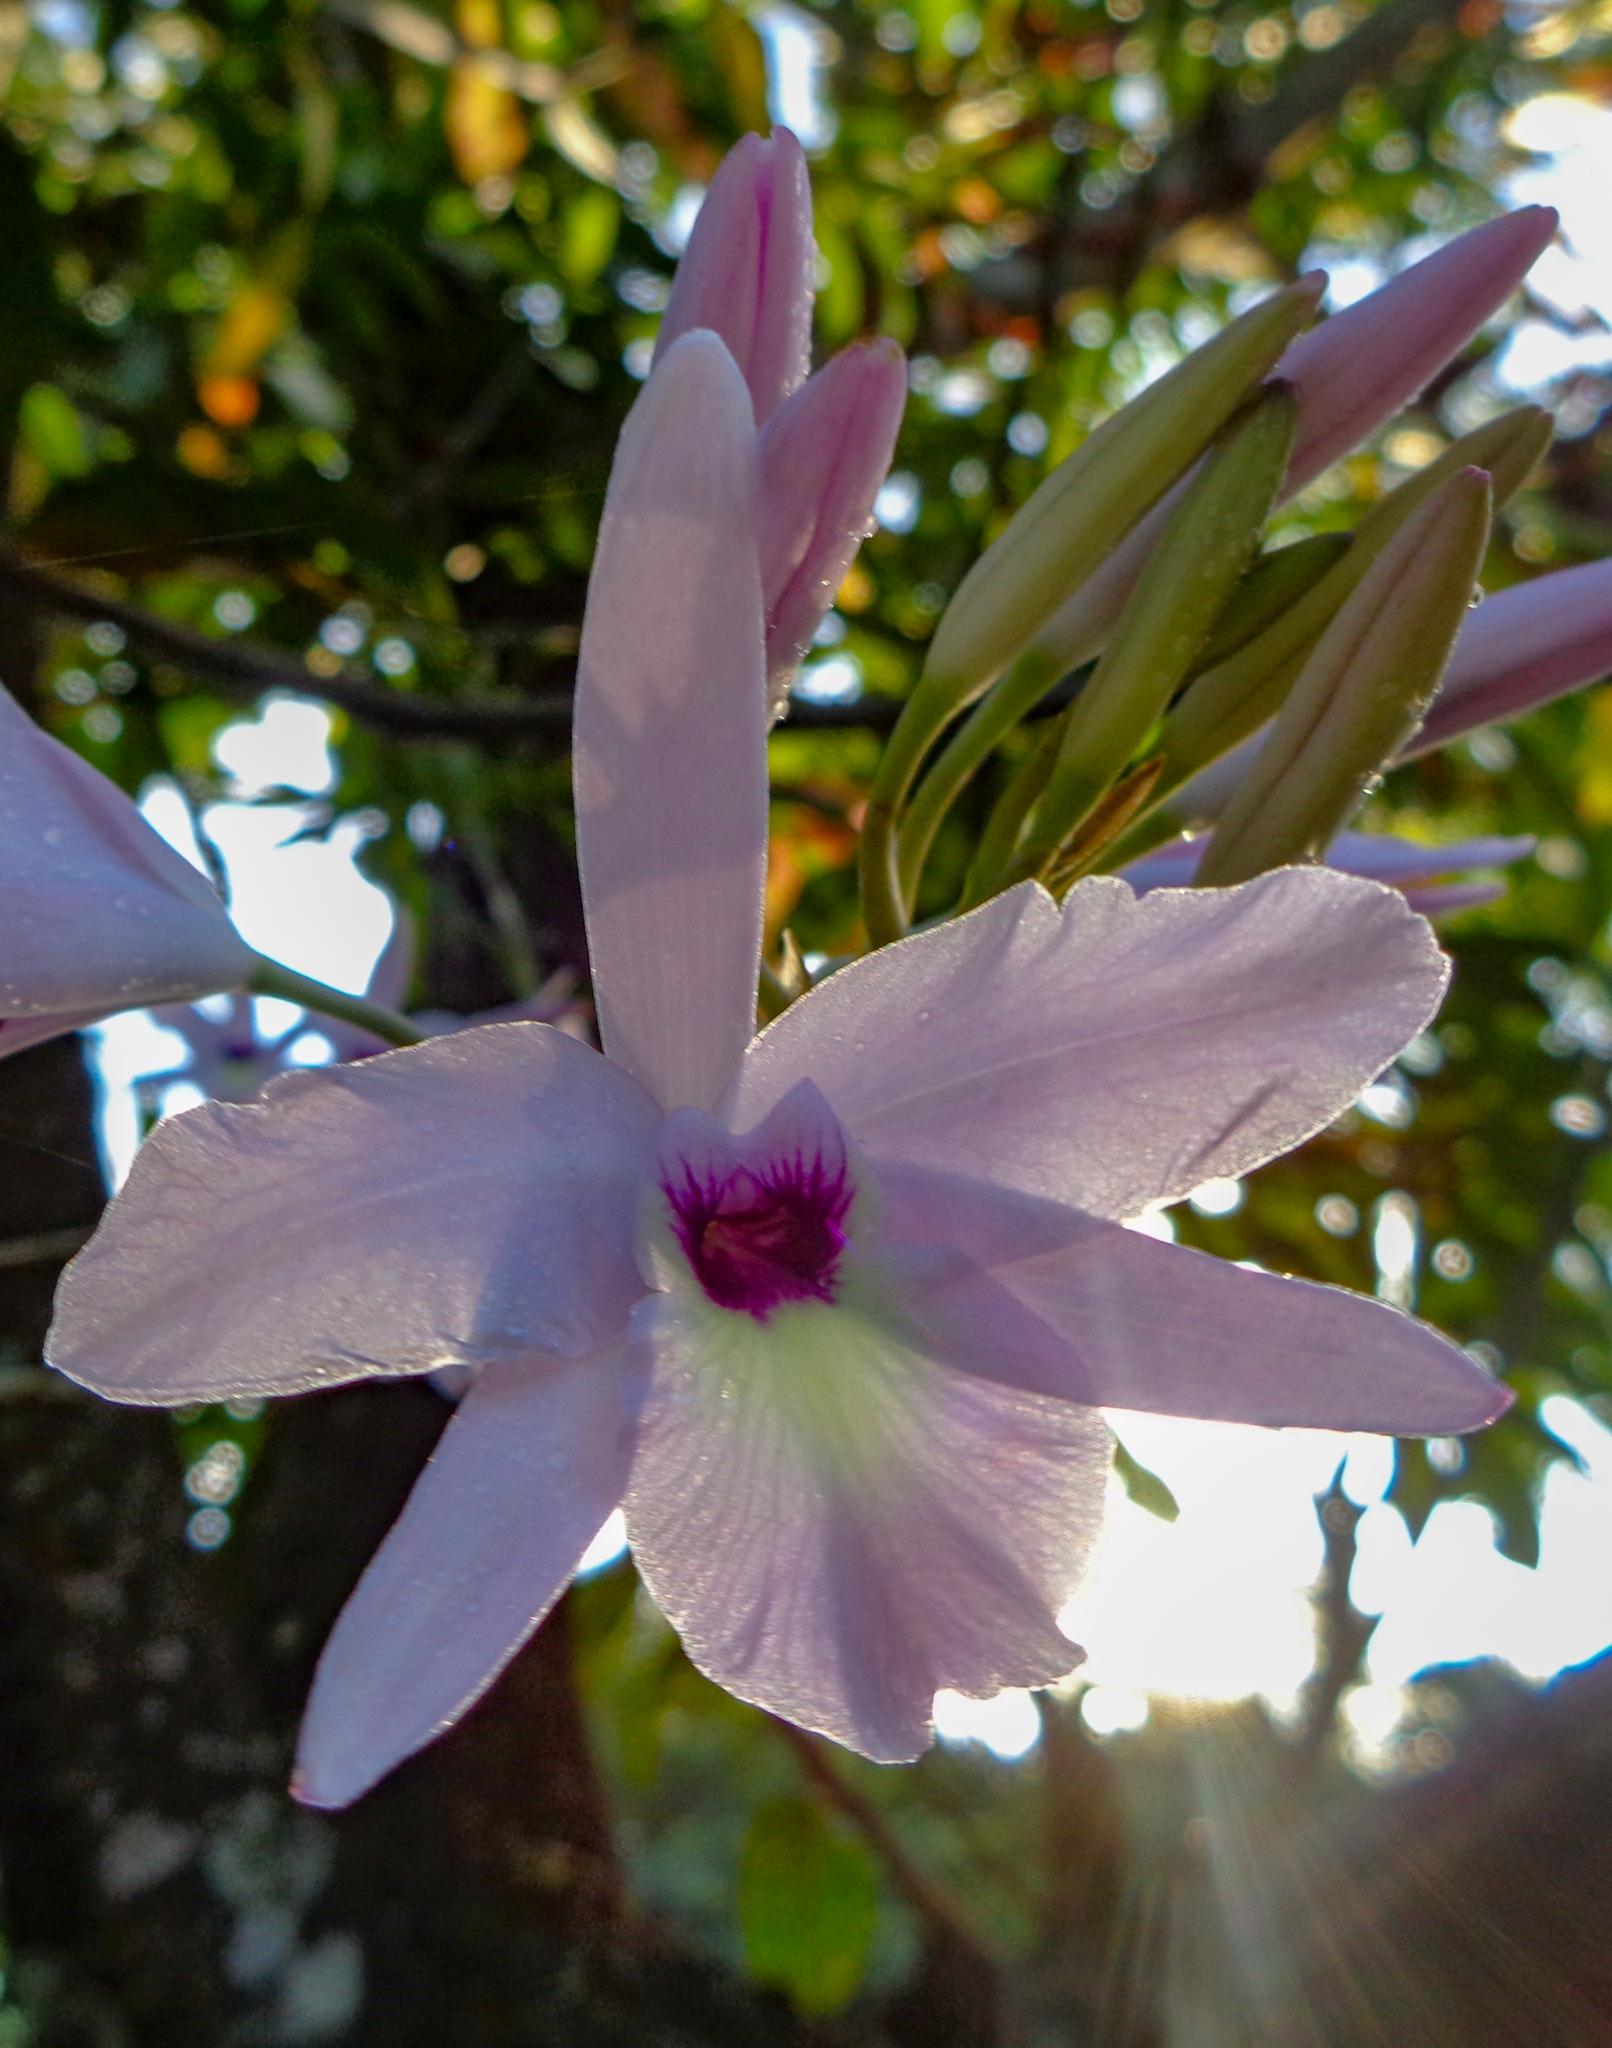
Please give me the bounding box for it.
[654,129,814,425]
[1278,205,1559,487]
[757,337,907,710]
[0,680,252,1057]
[1039,207,1559,670]
[1411,557,1612,757]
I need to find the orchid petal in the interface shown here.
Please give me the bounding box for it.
[875,1163,1510,1435]
[1411,557,1612,757]
[46,1023,660,1403]
[0,682,252,1033]
[294,1346,635,1808]
[732,869,1447,1221]
[654,129,813,425]
[574,331,768,1113]
[0,1008,109,1057]
[625,1273,1105,1760]
[758,339,907,707]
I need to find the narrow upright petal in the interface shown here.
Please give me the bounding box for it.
[758,338,907,707]
[625,1270,1106,1761]
[47,1023,661,1403]
[731,869,1447,1221]
[294,1348,637,1807]
[1411,557,1612,756]
[875,1163,1511,1435]
[574,331,769,1112]
[654,129,814,424]
[0,681,252,1043]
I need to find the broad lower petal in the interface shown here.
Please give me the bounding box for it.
[0,682,252,1018]
[875,1162,1510,1435]
[625,1275,1105,1761]
[47,1023,660,1403]
[294,1346,635,1808]
[731,868,1447,1221]
[574,331,769,1113]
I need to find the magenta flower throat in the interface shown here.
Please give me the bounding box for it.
[663,1131,853,1319]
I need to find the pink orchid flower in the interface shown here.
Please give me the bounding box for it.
[47,332,1505,1809]
[654,126,907,708]
[0,682,253,1059]
[1122,829,1536,918]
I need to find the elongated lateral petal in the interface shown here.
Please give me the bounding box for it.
[574,331,769,1112]
[294,1347,636,1808]
[759,338,907,708]
[877,1164,1510,1435]
[1035,208,1559,673]
[654,129,813,424]
[1412,557,1612,757]
[731,868,1447,1222]
[625,1273,1105,1761]
[47,1022,660,1403]
[1121,829,1533,899]
[0,681,252,1038]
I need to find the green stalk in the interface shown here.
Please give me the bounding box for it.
[248,956,424,1047]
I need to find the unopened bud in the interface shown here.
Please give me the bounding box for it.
[1195,468,1492,887]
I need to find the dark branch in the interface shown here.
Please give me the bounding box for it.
[0,549,911,739]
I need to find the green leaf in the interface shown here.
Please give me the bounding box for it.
[561,186,620,289]
[1113,1439,1180,1522]
[738,1794,879,2014]
[20,383,93,478]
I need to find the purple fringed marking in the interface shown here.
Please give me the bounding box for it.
[664,1141,853,1321]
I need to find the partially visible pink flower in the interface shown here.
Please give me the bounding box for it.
[654,128,814,426]
[48,333,1504,1810]
[0,681,252,1059]
[1122,829,1535,917]
[1040,206,1559,669]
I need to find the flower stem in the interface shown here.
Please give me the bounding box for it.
[247,956,424,1048]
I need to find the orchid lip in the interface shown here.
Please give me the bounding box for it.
[662,1141,853,1320]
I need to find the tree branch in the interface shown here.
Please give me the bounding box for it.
[0,549,912,740]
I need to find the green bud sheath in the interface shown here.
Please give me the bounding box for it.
[920,276,1325,719]
[860,277,1325,940]
[1194,467,1493,889]
[1005,385,1297,887]
[1154,404,1549,798]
